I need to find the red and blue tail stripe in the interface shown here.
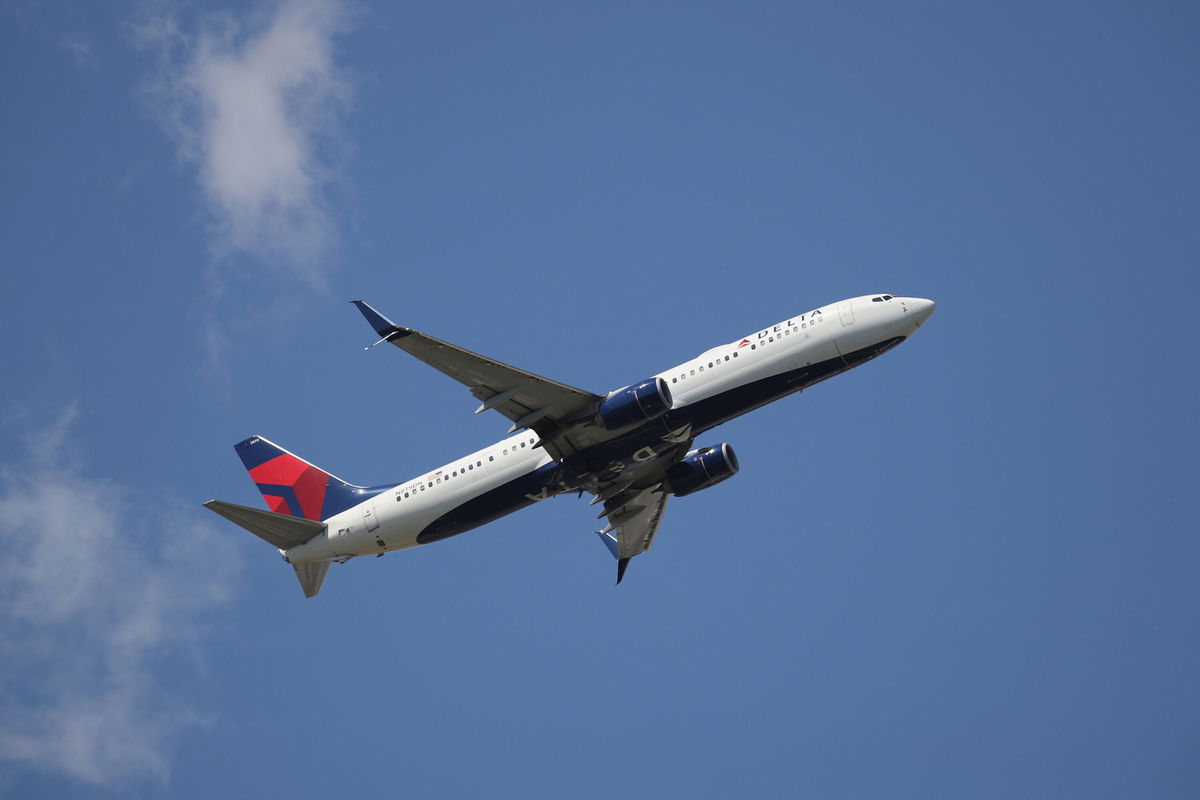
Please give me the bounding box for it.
[235,436,389,521]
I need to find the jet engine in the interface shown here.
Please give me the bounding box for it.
[665,443,740,497]
[597,377,673,430]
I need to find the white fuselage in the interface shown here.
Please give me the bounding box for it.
[283,295,934,565]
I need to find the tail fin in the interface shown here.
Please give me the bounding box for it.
[235,435,369,522]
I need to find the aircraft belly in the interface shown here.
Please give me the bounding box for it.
[680,336,905,434]
[417,462,559,544]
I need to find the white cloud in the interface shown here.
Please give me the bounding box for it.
[0,409,240,786]
[135,0,354,284]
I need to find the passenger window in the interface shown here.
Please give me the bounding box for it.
[672,378,677,383]
[751,344,756,350]
[489,456,494,462]
[520,442,526,448]
[733,352,738,358]
[724,355,729,361]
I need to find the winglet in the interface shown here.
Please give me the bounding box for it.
[596,530,620,559]
[351,300,410,339]
[597,531,631,584]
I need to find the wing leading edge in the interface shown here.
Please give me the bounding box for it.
[352,300,603,458]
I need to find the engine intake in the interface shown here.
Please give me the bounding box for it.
[666,443,740,497]
[598,377,673,430]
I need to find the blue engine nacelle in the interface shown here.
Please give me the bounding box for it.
[598,377,673,430]
[665,443,740,497]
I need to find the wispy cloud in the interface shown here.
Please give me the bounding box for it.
[59,33,97,68]
[134,0,355,285]
[0,408,240,786]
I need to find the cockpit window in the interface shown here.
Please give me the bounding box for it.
[872,296,883,302]
[883,294,893,300]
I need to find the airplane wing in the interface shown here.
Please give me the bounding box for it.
[353,301,604,457]
[595,484,670,584]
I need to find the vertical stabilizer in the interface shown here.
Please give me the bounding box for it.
[234,435,381,522]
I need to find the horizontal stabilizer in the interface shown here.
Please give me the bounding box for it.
[294,561,331,598]
[204,500,326,550]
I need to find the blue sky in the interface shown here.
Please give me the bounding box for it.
[2,1,1198,797]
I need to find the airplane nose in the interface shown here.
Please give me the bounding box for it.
[911,298,936,327]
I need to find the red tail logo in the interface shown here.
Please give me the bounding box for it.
[248,454,329,521]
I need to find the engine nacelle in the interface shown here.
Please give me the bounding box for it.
[598,377,673,430]
[666,443,740,497]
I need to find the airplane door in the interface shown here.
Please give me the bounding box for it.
[838,301,855,327]
[362,502,379,532]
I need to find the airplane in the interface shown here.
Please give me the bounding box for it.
[205,293,935,596]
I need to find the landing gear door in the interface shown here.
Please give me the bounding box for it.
[838,301,855,327]
[362,503,379,532]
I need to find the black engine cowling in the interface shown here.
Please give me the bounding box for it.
[665,443,740,497]
[598,377,673,430]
